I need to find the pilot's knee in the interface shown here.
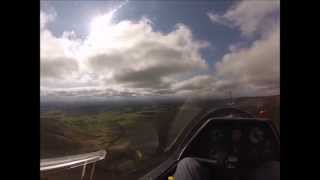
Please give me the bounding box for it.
[178,157,200,169]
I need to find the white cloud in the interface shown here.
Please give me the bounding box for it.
[212,0,280,96]
[207,0,279,37]
[215,26,279,88]
[41,0,279,99]
[85,22,208,89]
[41,9,209,97]
[174,0,280,98]
[40,10,56,29]
[40,26,82,83]
[215,27,279,96]
[174,1,280,97]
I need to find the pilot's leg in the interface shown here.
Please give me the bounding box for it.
[174,157,211,180]
[250,161,280,180]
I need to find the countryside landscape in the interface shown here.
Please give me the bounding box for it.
[41,95,279,180]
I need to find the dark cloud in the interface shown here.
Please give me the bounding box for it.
[89,53,126,73]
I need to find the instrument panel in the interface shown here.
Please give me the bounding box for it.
[182,120,279,168]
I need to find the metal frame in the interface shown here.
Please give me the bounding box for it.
[40,150,106,180]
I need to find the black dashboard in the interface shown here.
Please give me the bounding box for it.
[181,119,279,169]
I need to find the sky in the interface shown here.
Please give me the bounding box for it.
[40,0,280,100]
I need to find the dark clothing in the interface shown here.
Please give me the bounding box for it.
[250,161,280,180]
[174,158,280,180]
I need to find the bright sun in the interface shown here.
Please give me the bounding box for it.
[90,0,127,33]
[90,10,115,33]
[88,10,117,50]
[87,2,128,50]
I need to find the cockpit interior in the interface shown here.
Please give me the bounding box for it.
[165,119,280,180]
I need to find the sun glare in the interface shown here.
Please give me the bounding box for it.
[90,10,114,33]
[90,0,128,35]
[88,11,116,51]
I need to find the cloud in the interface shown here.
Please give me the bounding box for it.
[84,20,209,91]
[207,0,279,37]
[87,29,208,89]
[173,75,215,91]
[40,10,56,29]
[215,26,280,89]
[41,0,279,99]
[41,9,209,97]
[41,11,90,91]
[41,57,78,79]
[40,26,82,84]
[211,0,280,96]
[175,0,280,97]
